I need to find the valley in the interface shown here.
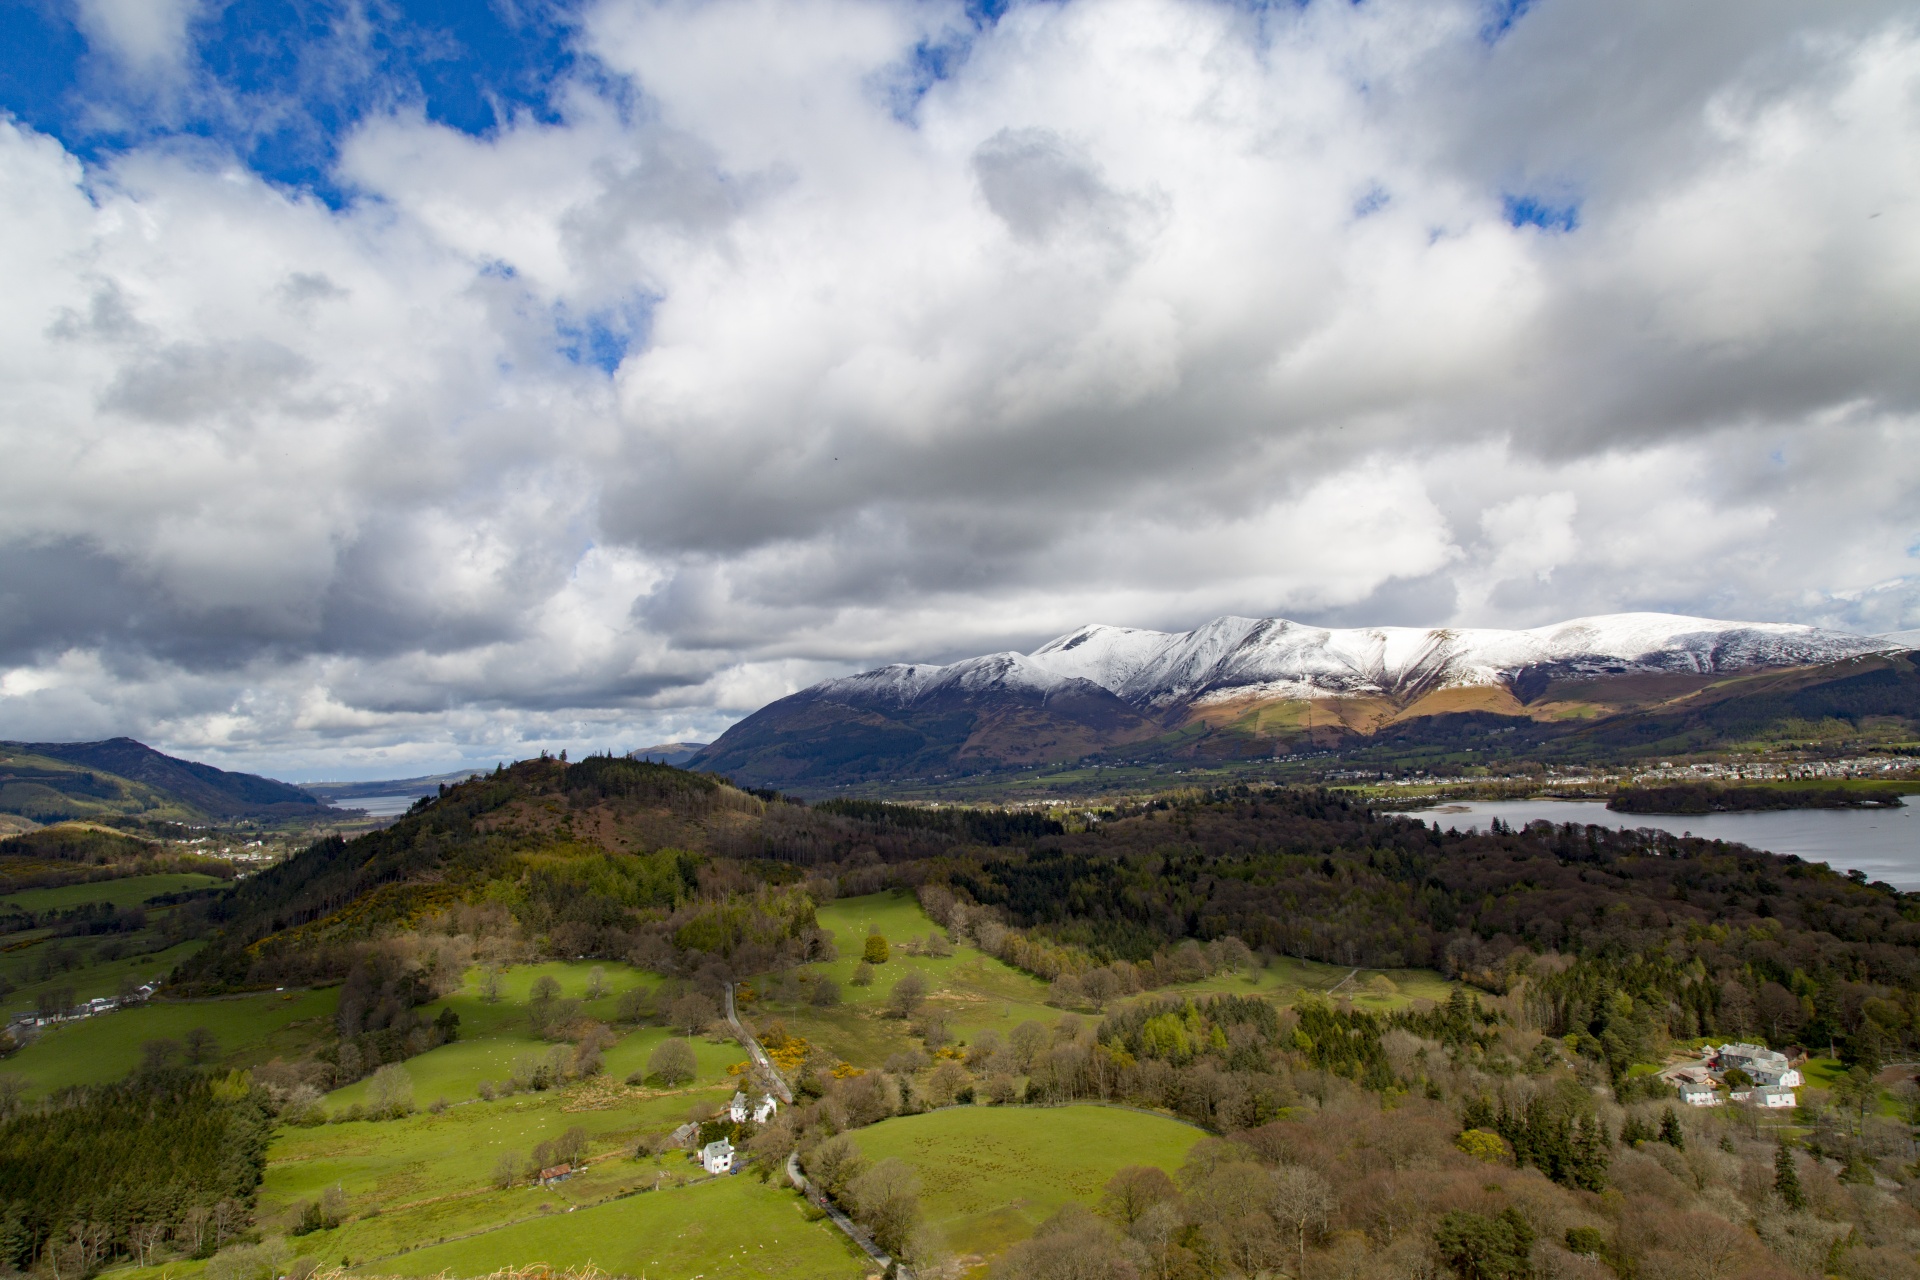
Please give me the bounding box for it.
[4,752,1920,1280]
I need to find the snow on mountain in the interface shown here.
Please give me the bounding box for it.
[812,651,1089,708]
[811,613,1897,711]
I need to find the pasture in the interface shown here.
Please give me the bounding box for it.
[852,1103,1206,1263]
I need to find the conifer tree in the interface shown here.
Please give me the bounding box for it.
[1775,1141,1806,1210]
[1658,1107,1685,1150]
[1570,1114,1611,1191]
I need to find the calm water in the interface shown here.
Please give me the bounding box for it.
[330,793,426,818]
[1392,798,1920,889]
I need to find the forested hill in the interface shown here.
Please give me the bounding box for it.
[172,754,1920,1071]
[0,737,325,821]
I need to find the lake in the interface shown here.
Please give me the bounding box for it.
[1392,797,1920,888]
[329,793,426,818]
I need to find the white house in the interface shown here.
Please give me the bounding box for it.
[1676,1080,1720,1107]
[752,1094,779,1124]
[726,1091,749,1123]
[700,1138,734,1175]
[1751,1063,1804,1088]
[1731,1084,1797,1109]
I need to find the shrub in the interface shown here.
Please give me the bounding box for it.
[1455,1128,1509,1164]
[862,934,890,965]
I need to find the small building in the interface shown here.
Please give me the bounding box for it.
[752,1093,779,1124]
[667,1122,699,1149]
[537,1163,572,1185]
[1731,1084,1796,1109]
[700,1138,734,1175]
[727,1091,749,1123]
[1750,1064,1804,1088]
[1661,1064,1713,1088]
[1676,1079,1720,1107]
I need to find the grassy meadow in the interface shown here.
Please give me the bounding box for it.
[6,986,338,1095]
[0,871,226,912]
[854,1104,1205,1264]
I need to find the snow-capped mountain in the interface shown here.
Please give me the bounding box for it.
[692,612,1913,789]
[809,613,1896,711]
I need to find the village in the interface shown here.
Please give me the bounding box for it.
[1658,1041,1805,1109]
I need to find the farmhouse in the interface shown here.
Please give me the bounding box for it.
[727,1091,749,1123]
[753,1093,779,1123]
[1729,1084,1798,1109]
[701,1138,735,1175]
[1713,1042,1800,1085]
[1675,1079,1719,1107]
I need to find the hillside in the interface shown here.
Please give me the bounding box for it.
[16,758,1920,1280]
[0,738,326,823]
[693,612,1920,790]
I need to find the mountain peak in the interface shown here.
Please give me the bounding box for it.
[691,610,1905,789]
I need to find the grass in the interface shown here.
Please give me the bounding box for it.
[322,961,726,1108]
[3,987,338,1095]
[371,1173,865,1280]
[0,938,204,1014]
[325,1025,744,1110]
[775,892,1458,1062]
[0,872,227,912]
[853,1104,1205,1265]
[258,1084,803,1278]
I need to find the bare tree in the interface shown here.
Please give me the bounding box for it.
[646,1037,698,1086]
[180,1028,216,1066]
[847,1158,923,1262]
[1100,1166,1178,1229]
[367,1064,414,1118]
[1267,1164,1333,1279]
[668,992,719,1035]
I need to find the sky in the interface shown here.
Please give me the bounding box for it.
[0,0,1917,781]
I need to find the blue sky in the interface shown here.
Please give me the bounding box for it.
[0,0,1914,777]
[3,1,587,198]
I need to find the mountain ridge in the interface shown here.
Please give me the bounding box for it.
[0,737,325,822]
[692,611,1915,789]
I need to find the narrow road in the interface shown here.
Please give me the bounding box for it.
[724,981,793,1104]
[787,1151,906,1278]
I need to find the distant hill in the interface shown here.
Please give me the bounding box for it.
[0,738,324,822]
[628,742,710,766]
[299,769,487,805]
[692,612,1918,790]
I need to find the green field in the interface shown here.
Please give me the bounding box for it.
[769,891,1457,1064]
[0,938,204,1014]
[3,987,338,1095]
[852,1104,1205,1263]
[378,1173,864,1280]
[0,872,227,912]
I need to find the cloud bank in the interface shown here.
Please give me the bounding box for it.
[1,0,1918,778]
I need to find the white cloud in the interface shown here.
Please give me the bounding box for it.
[1,0,1919,776]
[72,0,204,75]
